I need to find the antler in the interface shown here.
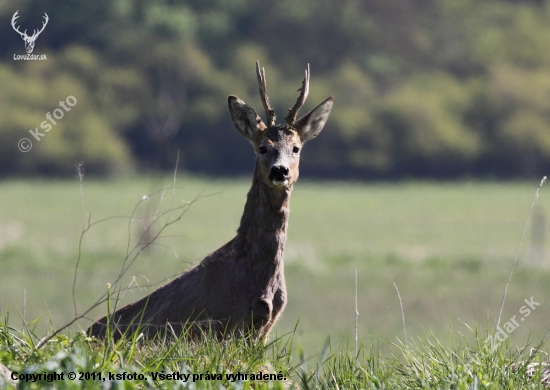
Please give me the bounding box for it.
[285,64,310,125]
[11,11,27,38]
[256,61,276,127]
[30,13,49,39]
[11,11,49,40]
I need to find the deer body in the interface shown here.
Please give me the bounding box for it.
[88,62,333,340]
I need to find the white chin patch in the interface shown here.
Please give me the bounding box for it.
[272,180,289,187]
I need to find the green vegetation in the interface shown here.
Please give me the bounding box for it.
[3,0,550,386]
[1,311,550,388]
[2,0,550,178]
[0,177,549,388]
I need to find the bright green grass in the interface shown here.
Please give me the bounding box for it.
[0,176,549,361]
[1,316,550,388]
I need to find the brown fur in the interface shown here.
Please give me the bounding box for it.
[88,64,333,340]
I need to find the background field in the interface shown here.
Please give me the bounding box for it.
[1,176,549,357]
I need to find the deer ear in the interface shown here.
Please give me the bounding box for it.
[292,97,333,143]
[228,95,266,141]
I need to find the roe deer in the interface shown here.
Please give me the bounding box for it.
[88,62,333,340]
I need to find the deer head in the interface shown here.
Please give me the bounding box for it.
[11,11,49,54]
[228,62,333,189]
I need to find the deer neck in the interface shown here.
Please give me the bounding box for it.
[234,160,292,267]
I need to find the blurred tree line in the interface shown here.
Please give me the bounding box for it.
[1,0,550,179]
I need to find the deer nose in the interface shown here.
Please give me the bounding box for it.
[270,165,289,181]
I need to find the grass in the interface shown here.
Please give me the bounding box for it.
[1,175,550,387]
[2,315,550,388]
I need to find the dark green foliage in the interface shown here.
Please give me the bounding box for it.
[2,0,550,178]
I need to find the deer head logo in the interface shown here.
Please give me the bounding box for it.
[11,11,49,54]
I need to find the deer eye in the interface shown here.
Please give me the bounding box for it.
[259,146,268,154]
[293,146,300,154]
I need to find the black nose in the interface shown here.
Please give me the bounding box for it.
[270,166,289,181]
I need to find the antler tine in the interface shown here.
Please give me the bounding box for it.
[31,13,48,38]
[11,11,26,37]
[285,64,310,125]
[256,61,276,127]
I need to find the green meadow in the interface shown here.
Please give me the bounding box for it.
[1,176,549,359]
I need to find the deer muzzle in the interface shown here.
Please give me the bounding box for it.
[270,165,290,186]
